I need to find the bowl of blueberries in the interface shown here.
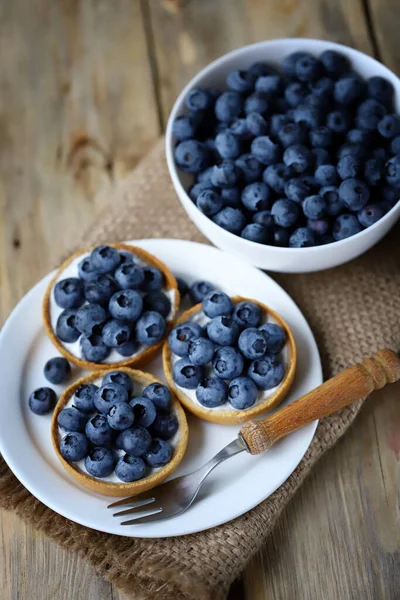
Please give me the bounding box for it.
[166,38,400,273]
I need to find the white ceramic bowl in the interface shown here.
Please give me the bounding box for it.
[166,38,400,273]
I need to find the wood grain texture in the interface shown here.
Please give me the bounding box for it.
[241,350,400,454]
[368,0,400,72]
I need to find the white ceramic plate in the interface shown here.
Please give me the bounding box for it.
[0,240,322,538]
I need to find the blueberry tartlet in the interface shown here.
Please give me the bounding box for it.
[51,368,188,497]
[163,293,296,424]
[43,243,179,370]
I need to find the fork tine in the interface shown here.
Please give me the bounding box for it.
[112,497,155,517]
[107,492,155,509]
[120,508,163,526]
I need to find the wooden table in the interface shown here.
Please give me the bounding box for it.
[1,1,399,598]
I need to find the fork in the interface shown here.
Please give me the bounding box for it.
[108,349,400,525]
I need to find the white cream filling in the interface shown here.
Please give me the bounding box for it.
[59,375,179,484]
[49,250,176,365]
[171,310,289,412]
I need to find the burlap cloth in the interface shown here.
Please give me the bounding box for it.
[1,138,399,600]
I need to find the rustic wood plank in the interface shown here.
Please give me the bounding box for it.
[0,0,158,598]
[147,0,373,123]
[368,0,400,72]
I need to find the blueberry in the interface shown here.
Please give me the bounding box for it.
[272,226,290,247]
[228,377,258,410]
[129,397,156,428]
[78,257,97,282]
[207,315,240,346]
[377,114,400,138]
[172,114,199,141]
[80,334,110,363]
[337,143,365,161]
[84,274,117,306]
[333,214,362,241]
[29,387,56,415]
[143,383,171,409]
[54,278,84,309]
[173,357,204,389]
[371,146,390,162]
[201,290,232,318]
[94,383,128,414]
[259,323,286,354]
[244,92,270,115]
[109,289,143,321]
[145,439,172,467]
[294,54,321,82]
[251,136,281,165]
[75,303,107,336]
[337,155,361,180]
[229,118,252,140]
[248,355,285,389]
[107,402,134,431]
[118,251,135,266]
[358,204,385,228]
[238,328,267,360]
[211,346,243,379]
[385,155,400,187]
[220,187,241,208]
[185,88,213,111]
[249,62,279,77]
[270,114,291,137]
[346,128,373,146]
[85,447,115,478]
[176,277,189,298]
[211,161,240,188]
[232,301,261,328]
[142,266,164,292]
[364,158,384,187]
[60,432,89,462]
[339,178,370,211]
[283,144,312,174]
[263,163,291,194]
[320,50,350,78]
[114,263,145,290]
[367,76,394,108]
[196,377,228,408]
[241,223,269,244]
[235,154,262,183]
[57,407,87,433]
[282,52,311,78]
[293,103,323,128]
[253,210,273,227]
[44,357,71,385]
[246,112,268,136]
[326,109,351,134]
[213,207,246,234]
[289,227,316,248]
[391,135,400,155]
[356,98,387,130]
[311,148,331,166]
[102,320,131,348]
[215,91,244,122]
[135,311,166,345]
[271,199,300,227]
[334,76,366,105]
[190,280,216,304]
[143,291,171,318]
[381,184,400,206]
[254,73,283,95]
[226,69,256,93]
[175,140,209,174]
[309,77,335,98]
[102,371,133,395]
[278,122,308,148]
[197,166,215,184]
[187,337,215,366]
[114,454,145,482]
[284,178,312,203]
[285,82,309,107]
[314,165,339,187]
[189,181,215,201]
[241,182,271,212]
[74,383,98,413]
[317,233,335,245]
[119,426,152,457]
[85,414,113,446]
[116,340,138,358]
[309,126,333,148]
[307,219,330,236]
[150,411,179,441]
[215,132,241,159]
[90,245,120,274]
[196,189,223,216]
[169,321,203,357]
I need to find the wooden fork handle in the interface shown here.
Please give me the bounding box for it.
[240,349,400,455]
